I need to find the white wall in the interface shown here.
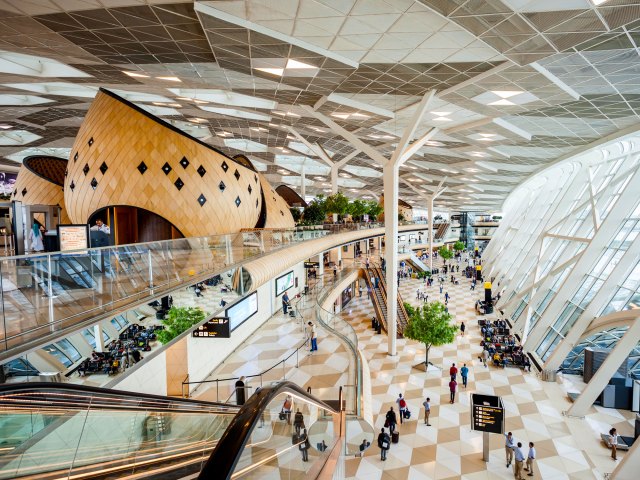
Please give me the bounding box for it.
[113,261,307,397]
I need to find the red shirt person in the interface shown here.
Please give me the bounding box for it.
[449,379,457,404]
[449,363,458,381]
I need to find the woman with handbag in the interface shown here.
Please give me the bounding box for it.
[299,428,310,461]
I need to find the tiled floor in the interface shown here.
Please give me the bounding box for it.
[200,256,636,479]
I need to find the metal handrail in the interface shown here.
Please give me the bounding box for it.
[181,338,307,399]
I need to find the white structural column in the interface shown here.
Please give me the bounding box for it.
[428,195,434,271]
[331,163,338,194]
[567,315,640,416]
[318,253,324,276]
[384,160,400,355]
[301,164,306,200]
[94,324,104,353]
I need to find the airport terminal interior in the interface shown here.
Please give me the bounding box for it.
[3,0,640,479]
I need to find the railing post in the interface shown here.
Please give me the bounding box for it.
[147,249,154,289]
[216,380,219,403]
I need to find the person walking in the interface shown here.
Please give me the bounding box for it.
[448,378,457,404]
[505,432,515,468]
[449,363,458,381]
[483,349,490,368]
[378,428,390,461]
[359,285,363,297]
[610,428,618,460]
[307,322,317,352]
[439,283,443,294]
[444,292,450,304]
[293,408,305,435]
[299,428,310,462]
[513,441,525,480]
[385,407,397,434]
[460,321,466,336]
[396,393,407,424]
[460,363,469,388]
[525,442,536,476]
[422,397,431,426]
[333,265,337,279]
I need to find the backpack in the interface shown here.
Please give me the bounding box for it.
[399,398,406,409]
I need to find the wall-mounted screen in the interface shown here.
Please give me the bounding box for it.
[226,292,258,331]
[275,270,295,297]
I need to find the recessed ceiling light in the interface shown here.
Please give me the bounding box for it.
[331,113,350,119]
[286,111,300,117]
[323,189,332,193]
[592,0,609,5]
[189,118,207,123]
[156,76,181,82]
[123,71,149,78]
[286,59,316,69]
[425,140,444,146]
[273,111,286,116]
[351,112,370,119]
[464,168,479,172]
[256,67,284,76]
[315,177,326,181]
[339,173,352,178]
[0,124,11,129]
[489,99,516,106]
[278,169,289,174]
[492,90,522,98]
[216,131,233,137]
[432,117,452,122]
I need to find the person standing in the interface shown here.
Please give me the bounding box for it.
[460,364,469,388]
[460,322,466,337]
[513,441,525,480]
[378,428,390,461]
[359,285,363,297]
[294,409,305,435]
[28,222,45,252]
[448,378,457,404]
[422,397,431,426]
[505,432,515,468]
[449,363,458,381]
[525,442,536,476]
[396,393,407,424]
[483,349,490,368]
[385,407,397,434]
[610,428,618,460]
[333,265,337,279]
[282,395,293,425]
[366,257,370,269]
[439,283,443,294]
[282,291,290,314]
[307,322,317,352]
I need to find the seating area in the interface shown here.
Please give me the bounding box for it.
[76,324,163,377]
[477,319,532,371]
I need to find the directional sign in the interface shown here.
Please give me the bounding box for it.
[192,317,230,338]
[471,394,504,434]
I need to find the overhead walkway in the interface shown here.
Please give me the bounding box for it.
[0,381,341,480]
[0,224,425,363]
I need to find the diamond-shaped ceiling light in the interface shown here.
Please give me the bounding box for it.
[6,147,70,162]
[168,88,277,110]
[472,90,540,106]
[0,130,41,146]
[3,82,98,98]
[199,106,271,121]
[224,138,267,152]
[252,58,319,78]
[0,94,54,106]
[0,50,91,78]
[110,89,174,103]
[137,104,181,117]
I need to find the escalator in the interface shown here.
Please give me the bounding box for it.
[0,381,340,480]
[367,266,409,337]
[406,252,429,273]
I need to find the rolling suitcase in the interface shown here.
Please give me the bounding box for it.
[392,431,399,444]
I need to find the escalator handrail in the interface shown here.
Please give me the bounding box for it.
[0,382,238,413]
[198,381,339,480]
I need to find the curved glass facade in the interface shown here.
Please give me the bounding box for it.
[484,132,640,371]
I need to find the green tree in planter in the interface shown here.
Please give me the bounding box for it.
[290,207,302,223]
[157,307,206,345]
[453,241,465,252]
[366,200,383,220]
[302,198,326,225]
[347,199,368,222]
[403,301,457,370]
[325,192,350,219]
[438,246,453,261]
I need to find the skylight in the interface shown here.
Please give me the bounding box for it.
[0,130,41,146]
[3,82,98,98]
[0,94,53,106]
[224,138,267,152]
[0,51,90,78]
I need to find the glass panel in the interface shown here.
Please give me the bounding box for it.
[41,344,73,367]
[55,339,81,363]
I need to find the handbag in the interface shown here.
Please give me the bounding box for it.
[278,410,286,421]
[384,419,389,428]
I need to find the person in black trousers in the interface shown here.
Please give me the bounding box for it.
[385,407,397,434]
[378,428,390,461]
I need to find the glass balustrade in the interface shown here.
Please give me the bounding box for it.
[0,385,238,479]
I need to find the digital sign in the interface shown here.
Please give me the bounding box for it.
[226,291,258,331]
[304,261,320,269]
[192,317,230,338]
[471,394,504,434]
[275,270,294,296]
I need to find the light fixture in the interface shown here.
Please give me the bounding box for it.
[431,111,451,116]
[464,168,479,172]
[286,59,316,69]
[189,118,207,123]
[432,116,452,122]
[489,99,516,106]
[123,71,149,78]
[351,112,370,119]
[216,131,233,137]
[315,177,326,181]
[156,76,181,82]
[339,172,352,178]
[0,124,11,129]
[331,113,350,119]
[492,91,522,98]
[278,169,289,174]
[255,67,285,76]
[591,0,610,5]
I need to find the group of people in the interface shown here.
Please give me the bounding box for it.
[505,432,536,478]
[479,319,532,371]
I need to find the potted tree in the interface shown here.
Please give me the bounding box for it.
[453,241,465,252]
[438,246,453,261]
[403,301,457,372]
[157,306,206,344]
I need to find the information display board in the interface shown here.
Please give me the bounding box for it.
[57,224,89,253]
[275,270,294,296]
[226,291,258,331]
[304,261,320,269]
[471,394,504,434]
[192,317,230,338]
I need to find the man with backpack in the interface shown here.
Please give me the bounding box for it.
[396,393,408,424]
